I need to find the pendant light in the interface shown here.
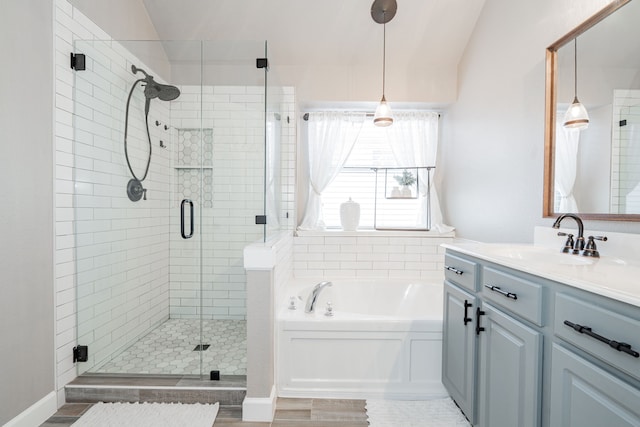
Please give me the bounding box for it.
[563,38,589,130]
[371,0,397,127]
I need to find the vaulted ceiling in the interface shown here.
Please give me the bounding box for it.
[141,0,485,72]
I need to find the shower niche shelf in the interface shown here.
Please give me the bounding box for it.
[174,165,213,169]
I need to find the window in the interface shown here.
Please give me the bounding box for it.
[321,121,426,229]
[298,111,440,231]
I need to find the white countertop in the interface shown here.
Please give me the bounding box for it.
[442,241,640,308]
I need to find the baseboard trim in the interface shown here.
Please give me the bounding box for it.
[4,391,57,427]
[242,386,276,422]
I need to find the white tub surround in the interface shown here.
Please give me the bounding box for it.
[293,229,454,280]
[278,279,447,399]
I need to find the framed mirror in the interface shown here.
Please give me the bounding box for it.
[543,0,640,220]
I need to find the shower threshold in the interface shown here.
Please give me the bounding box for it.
[65,373,247,406]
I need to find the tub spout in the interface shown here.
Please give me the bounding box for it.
[305,281,332,313]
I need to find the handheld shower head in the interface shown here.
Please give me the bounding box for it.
[123,65,182,201]
[150,83,181,101]
[131,64,181,101]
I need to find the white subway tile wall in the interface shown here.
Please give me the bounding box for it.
[292,234,453,280]
[58,29,174,387]
[611,89,640,214]
[54,0,297,406]
[168,87,295,320]
[55,0,166,405]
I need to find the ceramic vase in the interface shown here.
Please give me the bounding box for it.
[340,197,360,231]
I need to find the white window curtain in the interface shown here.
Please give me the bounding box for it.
[298,112,366,230]
[555,123,580,212]
[384,111,452,232]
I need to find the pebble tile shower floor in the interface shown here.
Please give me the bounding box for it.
[92,319,246,375]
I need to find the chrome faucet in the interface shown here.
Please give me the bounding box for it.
[305,281,332,313]
[552,213,585,254]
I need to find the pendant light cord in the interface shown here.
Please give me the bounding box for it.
[573,38,578,99]
[382,12,387,97]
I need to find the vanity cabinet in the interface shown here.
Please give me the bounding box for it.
[442,248,640,427]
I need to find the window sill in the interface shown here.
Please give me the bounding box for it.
[295,228,455,238]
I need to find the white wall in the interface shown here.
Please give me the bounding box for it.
[67,0,159,41]
[440,0,640,243]
[0,1,56,425]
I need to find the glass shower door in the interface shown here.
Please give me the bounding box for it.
[72,39,205,377]
[72,38,275,379]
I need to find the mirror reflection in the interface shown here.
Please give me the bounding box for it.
[546,0,640,218]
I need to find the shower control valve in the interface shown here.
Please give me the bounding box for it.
[127,178,147,202]
[289,296,297,310]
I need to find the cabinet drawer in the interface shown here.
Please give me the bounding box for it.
[555,293,640,382]
[482,267,543,326]
[444,253,478,292]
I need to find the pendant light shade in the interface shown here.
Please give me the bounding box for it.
[563,96,590,130]
[563,38,589,130]
[371,0,397,127]
[374,95,393,127]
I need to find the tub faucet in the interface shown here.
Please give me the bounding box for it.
[552,213,585,254]
[305,281,332,313]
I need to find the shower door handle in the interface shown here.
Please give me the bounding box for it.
[180,199,194,239]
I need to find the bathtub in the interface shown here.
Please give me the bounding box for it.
[277,279,447,399]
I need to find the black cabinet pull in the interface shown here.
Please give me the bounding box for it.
[484,284,518,300]
[463,300,472,326]
[445,265,463,275]
[564,320,639,358]
[180,199,194,239]
[475,307,485,335]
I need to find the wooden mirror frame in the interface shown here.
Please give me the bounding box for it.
[543,0,640,221]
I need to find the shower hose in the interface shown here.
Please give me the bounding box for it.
[123,78,152,183]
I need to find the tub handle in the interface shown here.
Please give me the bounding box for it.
[445,265,464,275]
[463,300,472,326]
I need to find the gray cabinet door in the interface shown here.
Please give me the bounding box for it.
[477,303,542,427]
[442,281,477,423]
[550,344,640,427]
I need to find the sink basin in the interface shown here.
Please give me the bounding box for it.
[483,244,594,266]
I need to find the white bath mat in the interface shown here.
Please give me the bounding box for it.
[71,401,219,427]
[366,398,470,427]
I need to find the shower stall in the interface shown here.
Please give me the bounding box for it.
[71,39,292,378]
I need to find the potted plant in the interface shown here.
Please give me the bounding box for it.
[394,169,416,197]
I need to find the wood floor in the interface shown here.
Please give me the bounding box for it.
[40,398,369,426]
